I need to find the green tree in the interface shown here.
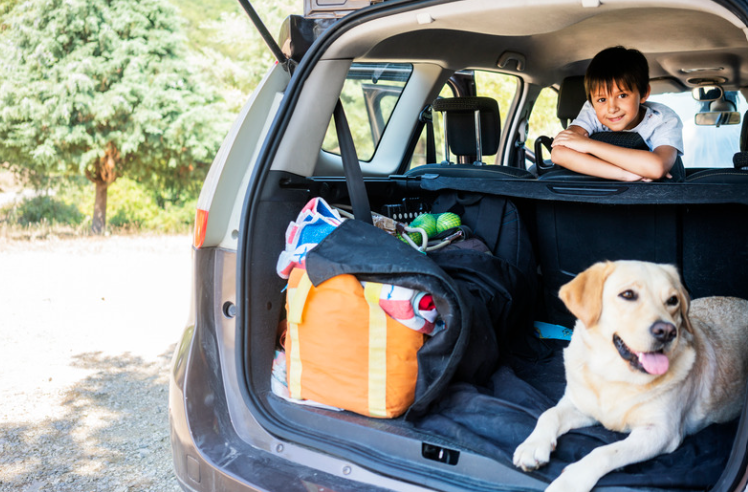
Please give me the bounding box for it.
[178,0,297,114]
[0,0,228,233]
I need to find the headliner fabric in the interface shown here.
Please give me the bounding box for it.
[414,338,737,489]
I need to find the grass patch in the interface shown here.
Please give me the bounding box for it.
[72,178,197,234]
[1,177,196,240]
[5,195,84,227]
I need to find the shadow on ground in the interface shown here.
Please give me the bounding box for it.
[0,346,181,492]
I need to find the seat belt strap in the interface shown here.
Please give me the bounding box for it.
[333,99,373,225]
[420,104,436,164]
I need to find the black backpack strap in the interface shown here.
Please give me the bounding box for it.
[333,99,373,225]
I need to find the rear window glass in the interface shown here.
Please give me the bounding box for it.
[322,62,412,162]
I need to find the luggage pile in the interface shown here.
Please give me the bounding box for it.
[273,192,537,419]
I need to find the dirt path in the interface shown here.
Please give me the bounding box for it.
[0,235,192,492]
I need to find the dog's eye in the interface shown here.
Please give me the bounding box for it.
[666,295,679,306]
[619,290,638,301]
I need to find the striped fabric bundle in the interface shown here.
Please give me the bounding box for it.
[284,268,424,418]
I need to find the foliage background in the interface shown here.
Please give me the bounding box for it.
[0,0,559,236]
[0,0,297,235]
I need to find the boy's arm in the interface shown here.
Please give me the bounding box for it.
[552,129,677,180]
[550,145,648,181]
[566,125,589,136]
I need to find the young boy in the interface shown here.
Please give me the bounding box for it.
[551,46,683,181]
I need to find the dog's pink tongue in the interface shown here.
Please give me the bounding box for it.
[637,352,669,375]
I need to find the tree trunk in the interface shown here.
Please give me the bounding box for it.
[85,142,120,235]
[92,180,109,234]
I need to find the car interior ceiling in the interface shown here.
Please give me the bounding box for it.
[327,2,748,90]
[244,1,748,490]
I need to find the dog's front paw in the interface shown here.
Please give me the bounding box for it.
[545,462,596,492]
[513,436,555,472]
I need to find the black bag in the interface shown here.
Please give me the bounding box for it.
[430,191,538,347]
[305,193,537,419]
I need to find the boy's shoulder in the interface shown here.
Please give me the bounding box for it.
[639,101,683,130]
[638,100,684,154]
[642,101,679,119]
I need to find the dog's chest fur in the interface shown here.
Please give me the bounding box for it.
[563,329,696,433]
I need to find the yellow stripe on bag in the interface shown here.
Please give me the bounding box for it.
[287,272,313,400]
[364,282,387,418]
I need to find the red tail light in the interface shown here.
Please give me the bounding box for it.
[194,209,209,249]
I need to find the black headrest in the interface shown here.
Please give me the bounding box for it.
[730,109,748,169]
[556,76,587,129]
[590,131,649,150]
[733,152,748,169]
[431,96,500,156]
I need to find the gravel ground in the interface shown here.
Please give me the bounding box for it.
[0,234,192,492]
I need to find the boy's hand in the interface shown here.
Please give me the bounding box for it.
[552,129,592,154]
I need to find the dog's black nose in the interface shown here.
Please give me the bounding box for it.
[650,321,676,343]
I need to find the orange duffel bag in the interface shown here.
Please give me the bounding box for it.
[284,267,425,418]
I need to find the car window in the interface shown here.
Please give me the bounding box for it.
[474,71,518,140]
[525,87,564,168]
[322,62,413,162]
[409,85,454,168]
[649,91,748,168]
[409,70,519,169]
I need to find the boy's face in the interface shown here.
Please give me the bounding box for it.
[590,82,651,132]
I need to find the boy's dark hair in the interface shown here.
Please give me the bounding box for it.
[585,46,649,101]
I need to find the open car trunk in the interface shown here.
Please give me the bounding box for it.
[233,1,748,490]
[242,169,748,491]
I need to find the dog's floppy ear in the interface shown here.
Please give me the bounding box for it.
[559,261,615,329]
[660,264,693,333]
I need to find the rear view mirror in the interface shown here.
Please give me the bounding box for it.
[694,111,741,126]
[692,86,724,102]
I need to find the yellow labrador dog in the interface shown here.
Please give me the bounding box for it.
[513,260,748,492]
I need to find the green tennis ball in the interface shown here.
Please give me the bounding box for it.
[410,213,438,238]
[398,231,426,245]
[408,231,426,244]
[436,212,461,233]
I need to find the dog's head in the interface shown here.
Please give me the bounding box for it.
[559,260,691,377]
